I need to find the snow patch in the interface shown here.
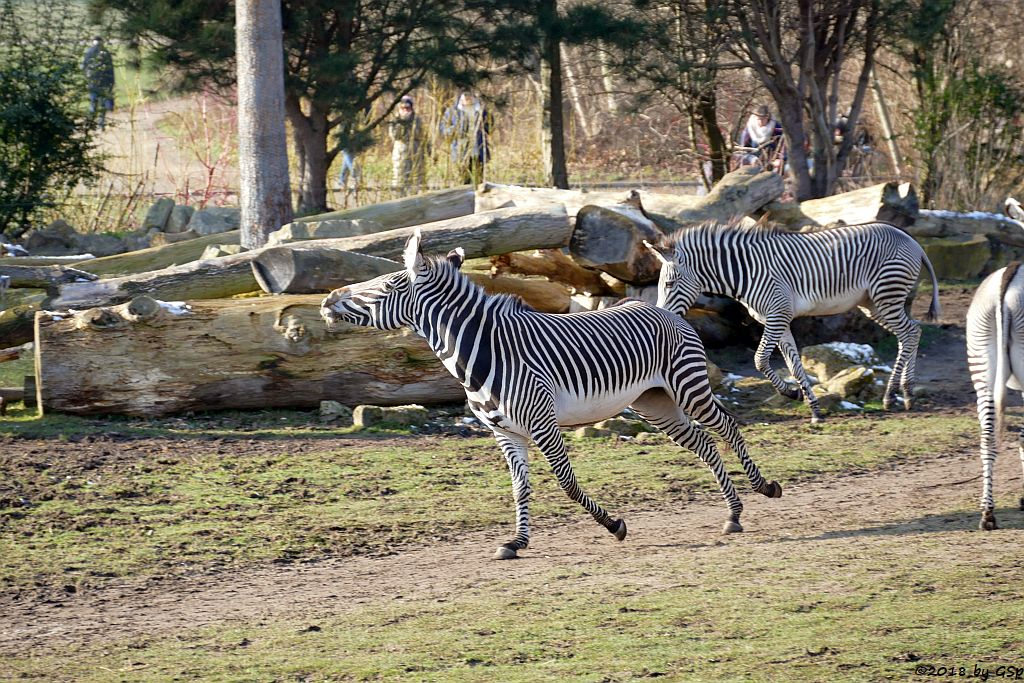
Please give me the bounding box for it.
[157,301,192,316]
[839,401,862,410]
[820,341,875,364]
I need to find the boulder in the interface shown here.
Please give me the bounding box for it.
[800,342,878,382]
[267,218,382,246]
[73,232,127,258]
[142,198,175,231]
[187,209,235,236]
[149,230,199,247]
[24,220,78,255]
[919,234,991,280]
[574,426,613,439]
[319,400,354,426]
[810,387,846,413]
[593,417,654,436]
[824,366,876,399]
[353,404,429,429]
[791,310,888,346]
[166,205,196,234]
[205,206,241,228]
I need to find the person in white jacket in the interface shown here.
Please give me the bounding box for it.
[738,104,784,168]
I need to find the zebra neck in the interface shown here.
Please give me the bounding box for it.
[414,284,499,390]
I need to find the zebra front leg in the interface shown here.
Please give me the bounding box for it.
[779,329,823,423]
[531,420,627,542]
[754,322,801,402]
[684,394,783,500]
[631,388,747,533]
[493,431,532,559]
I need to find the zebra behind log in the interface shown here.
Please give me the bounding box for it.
[648,220,940,423]
[966,262,1024,530]
[321,229,781,560]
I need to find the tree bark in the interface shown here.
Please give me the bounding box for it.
[252,249,402,294]
[490,250,621,296]
[673,166,785,224]
[540,0,569,189]
[34,295,465,417]
[289,187,475,229]
[286,95,332,215]
[236,0,293,248]
[0,288,46,348]
[68,231,243,277]
[570,202,664,285]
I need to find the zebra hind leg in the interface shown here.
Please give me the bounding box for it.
[779,329,823,423]
[864,294,922,411]
[531,421,627,543]
[493,431,533,559]
[631,389,746,533]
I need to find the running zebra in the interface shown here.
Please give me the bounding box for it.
[647,220,940,423]
[321,230,782,560]
[966,262,1024,530]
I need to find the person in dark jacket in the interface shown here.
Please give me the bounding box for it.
[439,92,492,185]
[82,36,115,130]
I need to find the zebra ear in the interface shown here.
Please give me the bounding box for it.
[404,227,424,272]
[446,247,465,269]
[643,240,670,265]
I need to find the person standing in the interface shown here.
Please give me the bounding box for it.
[738,104,784,169]
[388,95,426,195]
[440,92,491,186]
[82,36,115,130]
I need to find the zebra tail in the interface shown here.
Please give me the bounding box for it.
[921,253,941,322]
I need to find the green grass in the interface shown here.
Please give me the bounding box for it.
[4,482,1018,682]
[1,411,976,594]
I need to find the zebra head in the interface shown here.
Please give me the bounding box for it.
[320,228,466,331]
[645,239,700,316]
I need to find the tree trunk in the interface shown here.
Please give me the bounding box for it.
[696,91,728,186]
[570,202,664,285]
[673,166,785,224]
[0,264,97,289]
[236,0,293,249]
[560,45,591,139]
[0,288,45,348]
[290,187,475,229]
[69,231,242,277]
[540,0,569,189]
[34,295,465,417]
[490,250,621,297]
[252,249,401,294]
[286,95,332,215]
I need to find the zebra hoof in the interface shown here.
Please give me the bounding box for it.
[979,511,998,531]
[611,518,627,541]
[722,519,743,534]
[810,414,825,425]
[761,481,783,498]
[779,384,801,401]
[493,544,519,560]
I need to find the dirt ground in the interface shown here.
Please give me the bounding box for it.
[1,284,1013,658]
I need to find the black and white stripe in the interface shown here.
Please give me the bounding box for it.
[321,230,782,559]
[966,262,1024,530]
[651,221,940,423]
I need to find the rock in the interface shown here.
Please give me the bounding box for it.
[919,234,992,280]
[824,365,875,399]
[142,198,175,231]
[801,342,878,382]
[574,426,613,439]
[166,205,196,234]
[634,431,667,444]
[205,206,241,228]
[187,209,235,236]
[791,310,888,346]
[319,400,353,426]
[24,220,78,255]
[810,387,845,413]
[201,244,247,260]
[267,218,382,246]
[706,359,724,391]
[353,404,429,429]
[150,230,200,247]
[594,417,653,436]
[73,232,126,258]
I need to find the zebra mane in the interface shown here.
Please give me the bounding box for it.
[666,218,782,250]
[423,255,536,314]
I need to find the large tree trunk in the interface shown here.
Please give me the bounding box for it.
[540,0,569,189]
[236,0,293,248]
[70,231,241,277]
[0,288,45,348]
[34,295,465,417]
[288,187,475,230]
[490,250,622,297]
[286,96,332,215]
[673,166,785,224]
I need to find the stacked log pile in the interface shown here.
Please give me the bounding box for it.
[4,169,1000,416]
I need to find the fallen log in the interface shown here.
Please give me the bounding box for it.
[763,182,919,229]
[490,250,622,296]
[475,183,701,230]
[290,186,475,227]
[673,166,784,225]
[51,206,571,309]
[0,346,20,362]
[908,210,1024,248]
[0,288,46,348]
[70,230,242,277]
[0,264,98,290]
[35,295,465,417]
[569,195,664,286]
[251,249,402,294]
[466,274,570,313]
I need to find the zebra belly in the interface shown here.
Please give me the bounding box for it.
[552,382,658,427]
[792,290,869,317]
